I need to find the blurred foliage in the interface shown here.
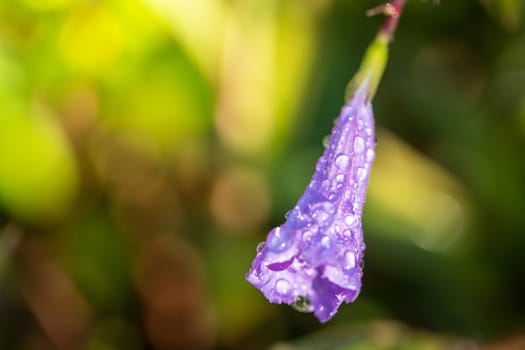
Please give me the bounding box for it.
[0,0,525,349]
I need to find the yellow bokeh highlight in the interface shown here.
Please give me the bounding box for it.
[100,65,209,155]
[214,1,277,156]
[272,1,325,153]
[368,130,469,251]
[0,112,79,222]
[20,0,76,11]
[59,5,123,73]
[215,1,320,157]
[143,0,225,79]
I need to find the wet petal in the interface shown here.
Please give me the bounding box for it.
[246,81,375,322]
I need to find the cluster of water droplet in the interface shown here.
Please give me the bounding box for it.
[310,201,336,227]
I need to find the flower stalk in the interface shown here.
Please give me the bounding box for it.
[376,0,407,42]
[347,0,407,101]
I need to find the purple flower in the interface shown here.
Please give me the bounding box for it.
[246,81,376,322]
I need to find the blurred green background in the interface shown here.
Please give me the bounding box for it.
[1,0,525,349]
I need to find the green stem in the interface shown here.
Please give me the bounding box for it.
[345,0,408,102]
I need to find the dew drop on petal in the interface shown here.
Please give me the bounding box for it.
[359,259,365,270]
[335,174,345,184]
[316,158,327,172]
[321,235,330,248]
[315,212,331,226]
[322,135,330,148]
[344,251,356,270]
[256,241,265,253]
[344,215,354,226]
[292,295,312,312]
[275,279,291,295]
[302,230,313,242]
[366,149,375,162]
[325,202,336,213]
[267,227,289,252]
[335,155,350,169]
[311,202,336,227]
[356,167,367,181]
[354,136,365,154]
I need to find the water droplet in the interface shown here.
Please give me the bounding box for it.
[356,167,367,181]
[256,242,265,253]
[328,193,337,202]
[267,227,289,252]
[275,279,291,295]
[354,136,365,154]
[358,259,365,270]
[321,235,330,248]
[335,155,350,169]
[366,149,375,162]
[313,202,335,214]
[321,180,330,191]
[344,251,356,270]
[302,230,313,242]
[365,127,373,136]
[316,158,327,172]
[344,215,354,226]
[284,210,291,219]
[335,174,345,184]
[314,211,330,226]
[292,295,312,312]
[374,136,379,145]
[311,202,336,227]
[322,135,330,148]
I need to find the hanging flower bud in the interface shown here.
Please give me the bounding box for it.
[246,0,405,322]
[246,40,387,323]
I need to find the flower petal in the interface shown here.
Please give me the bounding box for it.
[246,81,375,322]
